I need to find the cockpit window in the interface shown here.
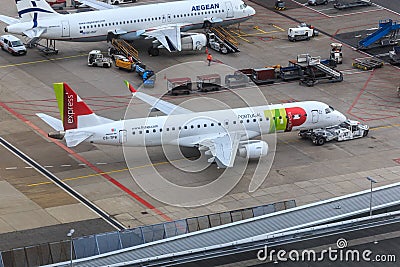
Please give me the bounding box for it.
[325,106,335,114]
[239,2,247,9]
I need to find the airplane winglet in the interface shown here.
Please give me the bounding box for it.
[124,80,137,93]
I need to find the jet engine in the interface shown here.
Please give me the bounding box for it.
[238,141,268,159]
[180,33,207,51]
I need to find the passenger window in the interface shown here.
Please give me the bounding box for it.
[240,120,243,123]
[172,127,175,130]
[247,119,250,123]
[253,119,257,122]
[191,125,194,129]
[204,124,207,127]
[259,118,263,121]
[218,122,221,126]
[146,130,149,133]
[225,121,228,125]
[211,123,214,126]
[197,125,200,128]
[139,130,142,134]
[132,131,135,135]
[184,126,188,129]
[153,129,156,133]
[166,128,169,131]
[233,121,236,124]
[159,129,162,132]
[178,126,182,130]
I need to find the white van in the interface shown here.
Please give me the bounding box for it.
[0,35,27,56]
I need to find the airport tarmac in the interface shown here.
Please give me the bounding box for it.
[0,0,399,251]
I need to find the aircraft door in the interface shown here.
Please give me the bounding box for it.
[311,110,319,123]
[225,1,234,18]
[61,21,70,37]
[119,130,127,144]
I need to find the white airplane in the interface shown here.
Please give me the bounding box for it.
[36,82,347,168]
[0,0,256,55]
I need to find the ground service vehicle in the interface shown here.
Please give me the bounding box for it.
[87,50,112,68]
[330,42,343,64]
[288,26,317,41]
[167,78,192,96]
[196,74,221,92]
[308,0,328,5]
[115,56,136,71]
[299,119,369,145]
[334,0,372,9]
[0,35,27,55]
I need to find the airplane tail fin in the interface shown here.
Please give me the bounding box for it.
[53,82,114,130]
[16,0,60,22]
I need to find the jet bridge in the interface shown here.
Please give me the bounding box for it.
[45,181,400,267]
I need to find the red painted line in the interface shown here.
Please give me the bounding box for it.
[347,70,375,121]
[394,158,400,165]
[0,101,172,222]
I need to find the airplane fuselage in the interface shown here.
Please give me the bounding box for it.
[68,101,346,147]
[7,0,255,42]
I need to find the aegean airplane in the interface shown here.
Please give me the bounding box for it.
[0,0,256,55]
[36,82,347,168]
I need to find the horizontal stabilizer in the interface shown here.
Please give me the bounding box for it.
[79,0,119,10]
[23,27,46,39]
[65,131,93,147]
[36,113,63,131]
[0,15,19,25]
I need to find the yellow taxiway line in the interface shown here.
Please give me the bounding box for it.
[27,158,187,187]
[0,54,87,69]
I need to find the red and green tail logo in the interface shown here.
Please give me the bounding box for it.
[54,83,93,130]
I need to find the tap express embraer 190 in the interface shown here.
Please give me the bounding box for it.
[36,82,346,168]
[1,0,255,55]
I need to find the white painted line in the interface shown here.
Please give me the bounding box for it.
[78,163,87,166]
[96,162,107,165]
[44,165,54,168]
[61,164,72,167]
[372,3,400,16]
[5,167,17,170]
[24,166,33,169]
[331,9,383,18]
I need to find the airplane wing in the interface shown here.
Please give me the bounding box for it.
[199,132,241,168]
[142,25,182,52]
[0,15,19,25]
[124,80,193,115]
[78,0,119,10]
[65,131,93,147]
